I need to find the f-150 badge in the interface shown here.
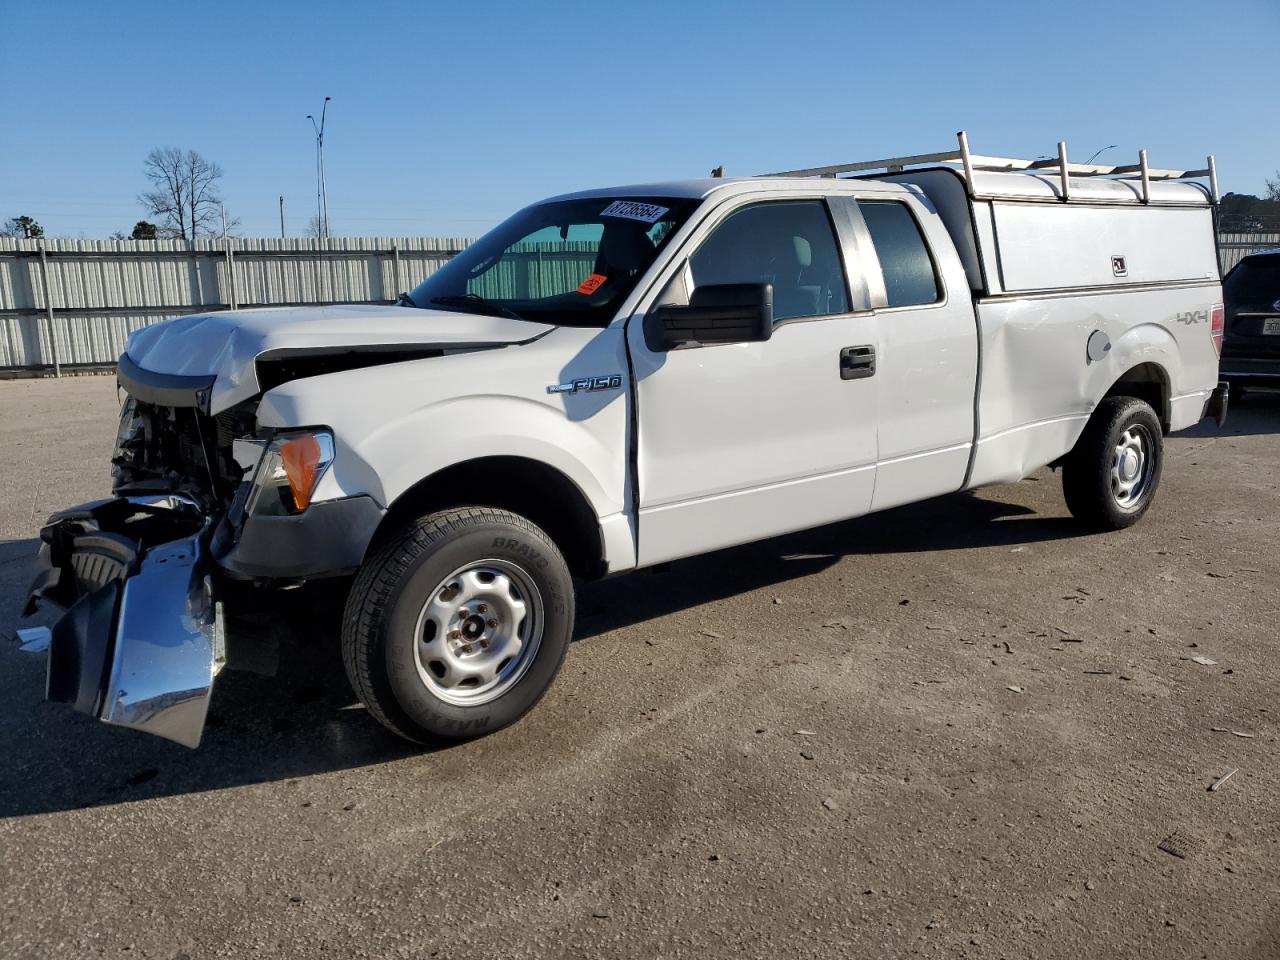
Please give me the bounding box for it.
[547,375,623,395]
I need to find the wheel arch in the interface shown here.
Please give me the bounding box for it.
[370,456,607,580]
[1102,361,1171,433]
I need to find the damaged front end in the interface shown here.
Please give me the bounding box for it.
[26,349,387,748]
[27,496,224,749]
[25,369,252,749]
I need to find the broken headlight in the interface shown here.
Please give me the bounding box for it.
[244,430,336,516]
[111,397,144,484]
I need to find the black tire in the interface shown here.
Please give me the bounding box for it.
[342,507,574,744]
[1062,396,1164,530]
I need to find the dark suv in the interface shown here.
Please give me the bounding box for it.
[1221,249,1280,392]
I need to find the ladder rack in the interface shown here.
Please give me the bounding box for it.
[763,131,1219,205]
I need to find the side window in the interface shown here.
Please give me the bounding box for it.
[689,201,849,322]
[857,201,940,308]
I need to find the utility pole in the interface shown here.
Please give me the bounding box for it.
[279,195,286,239]
[307,96,332,239]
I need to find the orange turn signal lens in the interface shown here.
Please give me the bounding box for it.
[279,434,325,511]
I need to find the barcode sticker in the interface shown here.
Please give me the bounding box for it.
[600,201,669,224]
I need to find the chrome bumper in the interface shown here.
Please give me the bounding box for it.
[27,499,225,749]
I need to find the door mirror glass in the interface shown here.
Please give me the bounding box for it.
[651,283,774,349]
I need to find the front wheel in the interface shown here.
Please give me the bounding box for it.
[342,507,574,744]
[1062,396,1164,530]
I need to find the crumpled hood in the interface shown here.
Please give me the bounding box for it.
[124,304,554,412]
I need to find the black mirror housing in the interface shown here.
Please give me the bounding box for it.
[651,283,773,350]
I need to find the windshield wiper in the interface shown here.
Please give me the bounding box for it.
[429,294,525,322]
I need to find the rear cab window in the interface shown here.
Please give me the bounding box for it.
[856,200,941,308]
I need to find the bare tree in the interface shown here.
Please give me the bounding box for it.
[1266,171,1280,203]
[305,214,325,239]
[139,147,232,240]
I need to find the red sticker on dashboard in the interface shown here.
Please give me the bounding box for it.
[576,273,607,295]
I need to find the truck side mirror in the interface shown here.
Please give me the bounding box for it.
[650,283,774,350]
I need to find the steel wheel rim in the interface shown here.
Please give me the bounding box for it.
[412,558,544,706]
[1110,423,1156,512]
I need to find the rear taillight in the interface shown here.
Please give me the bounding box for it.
[1210,304,1224,357]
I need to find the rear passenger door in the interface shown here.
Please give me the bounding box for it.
[832,195,979,510]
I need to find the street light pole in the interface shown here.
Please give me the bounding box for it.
[306,97,332,240]
[1085,144,1118,165]
[279,195,286,239]
[307,97,332,240]
[307,113,321,239]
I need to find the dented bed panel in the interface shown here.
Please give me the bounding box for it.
[967,281,1223,488]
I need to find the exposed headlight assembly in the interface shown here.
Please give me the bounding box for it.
[244,430,336,516]
[111,397,144,484]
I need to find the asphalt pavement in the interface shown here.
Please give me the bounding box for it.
[2,374,1278,959]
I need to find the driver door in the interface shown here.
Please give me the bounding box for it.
[626,196,880,566]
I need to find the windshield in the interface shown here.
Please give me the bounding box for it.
[407,196,698,327]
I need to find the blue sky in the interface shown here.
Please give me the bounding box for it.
[3,0,1276,239]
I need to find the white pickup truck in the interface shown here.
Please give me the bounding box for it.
[25,134,1228,749]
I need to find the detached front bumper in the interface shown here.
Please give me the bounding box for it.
[25,491,383,748]
[27,498,224,749]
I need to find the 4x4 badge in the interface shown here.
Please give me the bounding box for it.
[547,375,623,395]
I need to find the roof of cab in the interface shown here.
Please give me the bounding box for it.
[539,177,909,205]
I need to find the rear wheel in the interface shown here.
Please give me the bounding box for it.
[1062,396,1163,530]
[342,507,574,744]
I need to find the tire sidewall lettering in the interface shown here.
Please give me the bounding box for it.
[491,536,549,569]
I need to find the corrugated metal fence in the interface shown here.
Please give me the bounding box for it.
[3,232,1279,372]
[0,236,475,371]
[1218,232,1280,274]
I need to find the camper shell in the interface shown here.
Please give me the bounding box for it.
[768,131,1220,297]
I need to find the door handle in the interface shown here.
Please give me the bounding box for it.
[839,344,876,380]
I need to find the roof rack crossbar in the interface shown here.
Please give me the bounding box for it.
[765,150,964,179]
[761,131,1219,203]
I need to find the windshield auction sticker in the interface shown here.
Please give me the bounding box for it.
[600,201,670,224]
[576,273,608,295]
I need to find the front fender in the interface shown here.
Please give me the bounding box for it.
[253,328,631,528]
[358,394,624,519]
